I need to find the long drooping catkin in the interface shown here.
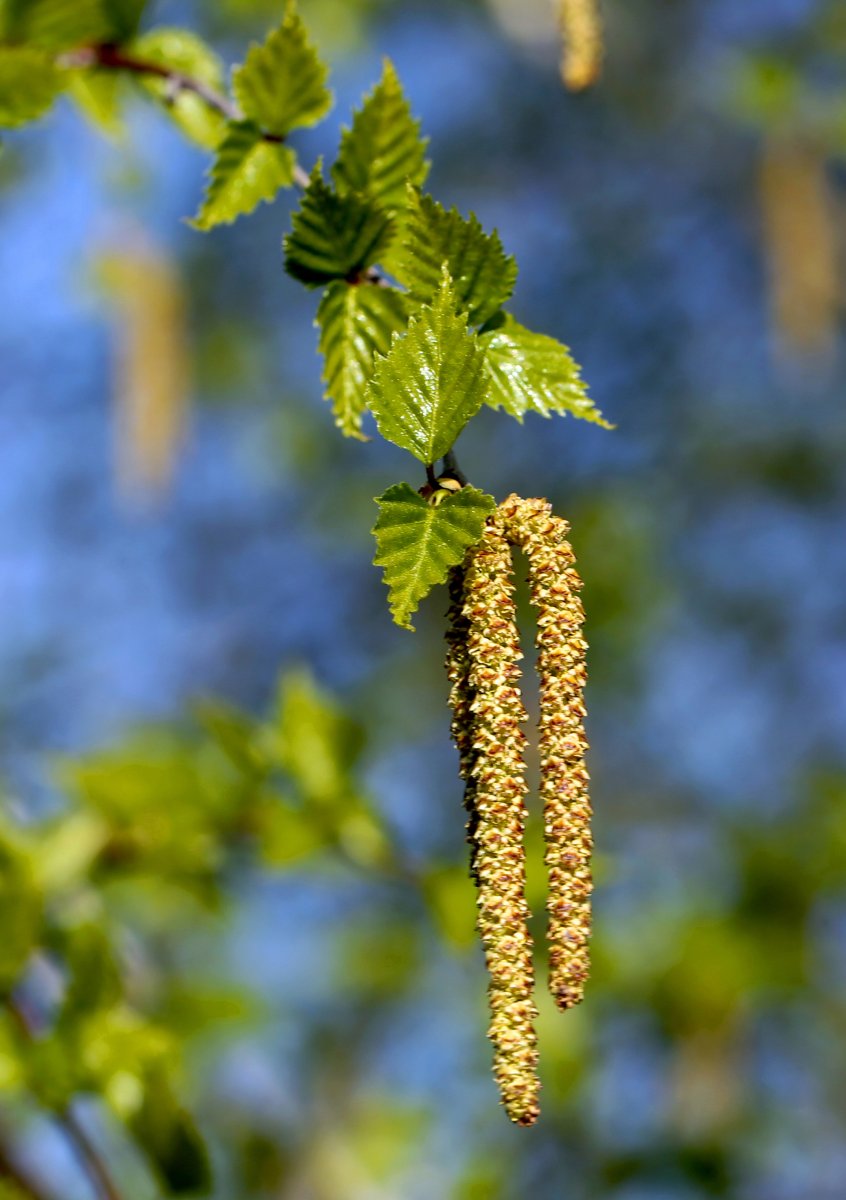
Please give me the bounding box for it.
[500,495,592,1011]
[445,565,480,883]
[460,513,540,1127]
[557,0,604,92]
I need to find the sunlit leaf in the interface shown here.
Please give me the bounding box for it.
[317,280,409,439]
[332,59,429,211]
[372,483,494,630]
[191,120,296,230]
[0,825,41,988]
[480,312,611,426]
[366,269,487,462]
[232,1,331,138]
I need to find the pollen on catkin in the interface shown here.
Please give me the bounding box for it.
[557,0,604,92]
[499,495,592,1012]
[457,511,540,1127]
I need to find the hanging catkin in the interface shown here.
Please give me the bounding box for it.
[500,495,592,1011]
[446,494,592,1124]
[557,0,604,92]
[459,510,540,1127]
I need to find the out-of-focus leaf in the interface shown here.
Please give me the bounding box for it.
[393,187,517,326]
[423,864,478,948]
[102,0,146,42]
[132,27,226,148]
[366,270,487,463]
[0,825,41,990]
[35,811,108,894]
[284,166,393,287]
[272,671,364,807]
[193,700,266,778]
[232,2,331,138]
[316,280,409,439]
[191,119,295,229]
[372,484,494,630]
[332,59,429,212]
[1,0,109,48]
[127,1069,211,1195]
[0,47,63,128]
[68,69,125,138]
[257,802,325,867]
[480,312,612,426]
[59,921,122,1021]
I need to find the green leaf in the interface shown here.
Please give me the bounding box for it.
[0,47,63,128]
[132,27,226,149]
[59,922,122,1021]
[372,483,495,630]
[1,0,109,48]
[480,313,612,427]
[366,269,487,463]
[284,166,393,287]
[317,280,409,439]
[332,59,429,212]
[393,188,517,325]
[191,120,295,230]
[272,670,364,806]
[68,69,124,138]
[232,1,331,138]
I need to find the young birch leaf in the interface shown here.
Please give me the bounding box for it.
[332,59,429,212]
[373,484,495,630]
[317,280,409,439]
[394,188,517,325]
[232,2,331,138]
[103,0,147,42]
[366,270,487,463]
[480,313,612,427]
[0,47,63,128]
[284,167,393,287]
[132,28,227,149]
[191,121,296,230]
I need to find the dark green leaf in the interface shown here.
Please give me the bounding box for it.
[0,825,41,990]
[480,312,612,426]
[128,1069,212,1195]
[372,483,495,630]
[332,59,429,212]
[1,0,109,48]
[284,167,393,287]
[393,187,517,325]
[317,280,409,439]
[232,1,331,138]
[366,269,487,462]
[192,120,295,230]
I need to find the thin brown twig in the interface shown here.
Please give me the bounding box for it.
[60,43,311,189]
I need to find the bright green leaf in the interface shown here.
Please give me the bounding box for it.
[332,59,429,212]
[480,312,612,427]
[232,1,331,138]
[272,670,364,806]
[59,922,123,1021]
[284,166,393,287]
[68,69,124,138]
[366,270,487,463]
[0,47,63,128]
[317,280,409,439]
[132,27,226,148]
[372,483,495,630]
[393,188,517,325]
[191,120,295,230]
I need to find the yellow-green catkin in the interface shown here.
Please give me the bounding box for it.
[445,565,480,883]
[501,495,592,1011]
[557,0,604,92]
[459,512,540,1127]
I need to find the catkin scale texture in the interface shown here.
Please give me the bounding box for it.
[499,495,592,1011]
[445,494,592,1126]
[456,513,540,1127]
